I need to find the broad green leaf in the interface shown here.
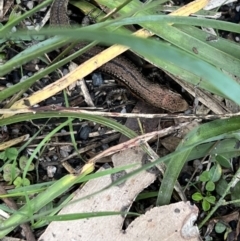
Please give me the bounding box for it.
[209,164,222,182]
[5,148,18,161]
[3,164,20,182]
[0,151,7,161]
[215,155,232,169]
[22,178,30,186]
[13,177,22,188]
[13,177,30,188]
[199,171,210,182]
[204,195,216,205]
[202,199,211,211]
[215,222,226,234]
[215,178,229,196]
[19,156,35,172]
[206,181,215,192]
[192,192,203,201]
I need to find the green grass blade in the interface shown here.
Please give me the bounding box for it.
[0,172,91,237]
[158,116,240,206]
[106,15,240,34]
[177,25,240,60]
[151,24,240,77]
[0,111,137,139]
[187,138,240,161]
[43,211,139,222]
[11,27,238,105]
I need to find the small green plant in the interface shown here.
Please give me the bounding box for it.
[192,163,222,211]
[0,146,18,162]
[13,176,30,188]
[0,147,34,187]
[192,191,216,212]
[215,221,233,240]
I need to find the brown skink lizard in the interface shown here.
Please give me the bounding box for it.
[50,0,189,113]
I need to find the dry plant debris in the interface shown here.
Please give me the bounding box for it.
[39,147,200,241]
